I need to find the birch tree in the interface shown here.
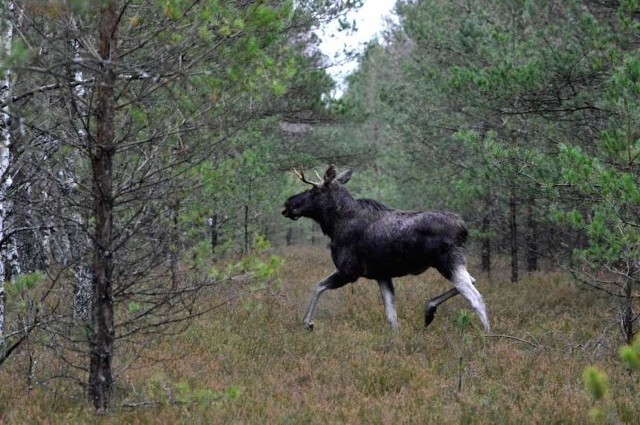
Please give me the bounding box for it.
[0,0,16,348]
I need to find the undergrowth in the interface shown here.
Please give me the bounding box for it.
[0,246,637,423]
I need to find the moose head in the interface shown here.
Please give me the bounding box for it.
[281,165,353,221]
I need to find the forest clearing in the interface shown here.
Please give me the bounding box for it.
[1,246,636,423]
[0,0,638,420]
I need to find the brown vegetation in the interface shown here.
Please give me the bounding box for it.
[0,246,637,423]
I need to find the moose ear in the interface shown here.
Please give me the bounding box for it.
[323,164,337,182]
[336,169,352,184]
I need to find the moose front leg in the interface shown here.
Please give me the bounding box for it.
[377,279,398,331]
[303,271,352,330]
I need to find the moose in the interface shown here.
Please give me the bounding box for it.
[282,165,490,333]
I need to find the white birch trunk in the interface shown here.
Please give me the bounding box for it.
[71,30,91,321]
[0,1,15,345]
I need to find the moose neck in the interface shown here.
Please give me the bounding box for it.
[313,187,359,238]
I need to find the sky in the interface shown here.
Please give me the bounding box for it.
[318,0,398,96]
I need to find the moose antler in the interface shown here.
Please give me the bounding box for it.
[293,167,322,187]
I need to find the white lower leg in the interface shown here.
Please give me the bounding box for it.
[304,272,351,329]
[452,266,491,332]
[304,285,326,329]
[378,280,398,331]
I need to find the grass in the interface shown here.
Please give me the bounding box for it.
[0,245,637,423]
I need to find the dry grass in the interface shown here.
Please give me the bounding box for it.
[0,246,637,424]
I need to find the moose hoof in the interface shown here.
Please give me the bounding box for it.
[304,321,314,331]
[424,305,437,328]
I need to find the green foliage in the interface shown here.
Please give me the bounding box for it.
[4,272,45,316]
[583,366,609,401]
[144,373,240,407]
[235,235,283,281]
[127,302,143,314]
[455,309,471,331]
[175,381,241,406]
[1,40,29,68]
[350,0,640,292]
[7,272,45,296]
[582,337,640,423]
[251,234,271,253]
[619,337,640,371]
[555,54,640,269]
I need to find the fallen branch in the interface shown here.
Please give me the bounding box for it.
[485,333,542,349]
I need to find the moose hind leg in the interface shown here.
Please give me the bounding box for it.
[450,265,491,333]
[304,271,351,330]
[377,279,398,331]
[425,288,459,328]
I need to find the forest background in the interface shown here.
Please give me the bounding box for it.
[0,0,637,421]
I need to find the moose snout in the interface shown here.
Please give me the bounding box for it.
[282,202,299,220]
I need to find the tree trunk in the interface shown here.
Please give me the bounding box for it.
[623,276,634,344]
[209,214,218,250]
[480,188,491,278]
[525,197,538,273]
[0,1,16,347]
[169,198,180,290]
[73,264,92,322]
[509,187,518,283]
[70,21,92,322]
[243,178,254,254]
[244,204,249,254]
[88,1,118,412]
[71,19,92,321]
[622,260,637,344]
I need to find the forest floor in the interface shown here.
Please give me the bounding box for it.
[1,246,637,424]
